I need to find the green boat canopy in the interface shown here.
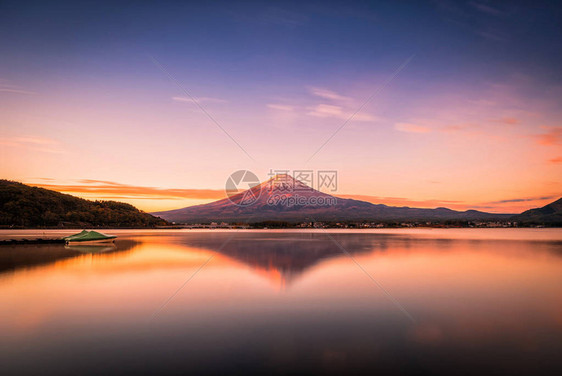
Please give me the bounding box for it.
[64,230,116,242]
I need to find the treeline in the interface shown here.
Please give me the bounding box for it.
[0,180,168,228]
[248,221,295,228]
[246,220,524,228]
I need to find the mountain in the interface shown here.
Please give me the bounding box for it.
[153,175,512,224]
[0,180,168,228]
[511,198,562,226]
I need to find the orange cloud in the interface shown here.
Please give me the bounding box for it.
[536,126,562,146]
[549,157,562,164]
[338,194,470,210]
[485,195,559,205]
[441,124,468,133]
[29,180,226,200]
[338,194,560,213]
[493,117,519,125]
[26,180,560,214]
[0,136,65,154]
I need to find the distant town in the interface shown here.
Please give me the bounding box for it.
[165,220,540,229]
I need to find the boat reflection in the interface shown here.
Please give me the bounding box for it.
[65,244,117,253]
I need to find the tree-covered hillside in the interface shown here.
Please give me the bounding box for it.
[512,198,562,226]
[0,180,168,228]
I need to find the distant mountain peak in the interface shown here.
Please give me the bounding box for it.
[152,177,512,224]
[224,173,332,208]
[263,174,316,191]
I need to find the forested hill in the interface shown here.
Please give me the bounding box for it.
[0,180,168,228]
[511,198,562,226]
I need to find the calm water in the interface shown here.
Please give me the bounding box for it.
[1,229,561,375]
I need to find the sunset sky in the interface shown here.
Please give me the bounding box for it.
[1,0,561,213]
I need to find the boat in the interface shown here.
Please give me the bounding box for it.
[64,230,116,244]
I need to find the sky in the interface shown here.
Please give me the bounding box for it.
[1,0,561,213]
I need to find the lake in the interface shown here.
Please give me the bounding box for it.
[1,229,561,375]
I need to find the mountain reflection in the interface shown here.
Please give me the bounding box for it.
[176,232,390,287]
[172,231,562,288]
[2,229,562,376]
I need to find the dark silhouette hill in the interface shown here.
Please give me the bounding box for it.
[0,180,168,228]
[512,198,562,226]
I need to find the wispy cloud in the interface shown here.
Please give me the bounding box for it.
[79,179,125,186]
[0,136,65,154]
[30,179,226,200]
[267,103,295,111]
[469,1,505,16]
[308,87,352,102]
[476,30,507,42]
[493,117,519,125]
[0,80,35,95]
[535,126,562,146]
[486,195,559,204]
[172,96,227,104]
[2,137,53,145]
[395,123,431,133]
[469,99,496,106]
[0,88,36,95]
[435,1,509,42]
[338,194,474,210]
[307,104,343,118]
[441,124,469,133]
[267,86,379,123]
[548,157,562,164]
[307,104,377,122]
[339,193,560,213]
[31,179,560,213]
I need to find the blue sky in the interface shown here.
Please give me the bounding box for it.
[1,0,561,212]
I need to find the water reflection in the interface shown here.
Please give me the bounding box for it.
[0,230,561,375]
[65,244,117,253]
[171,232,562,288]
[0,239,138,274]
[179,233,383,287]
